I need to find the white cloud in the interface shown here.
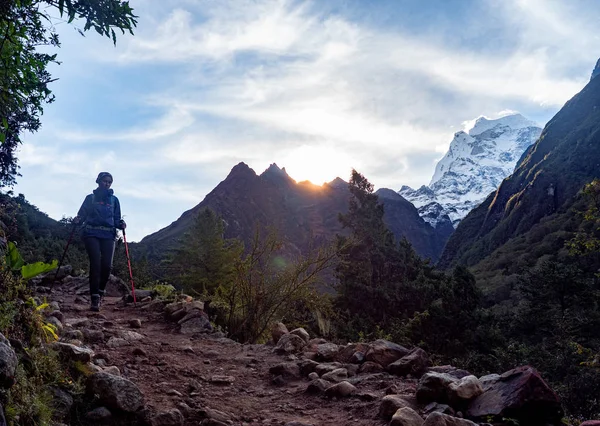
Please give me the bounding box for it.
[12,0,600,241]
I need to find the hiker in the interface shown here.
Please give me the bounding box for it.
[74,172,126,311]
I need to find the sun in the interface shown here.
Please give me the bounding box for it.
[282,145,354,186]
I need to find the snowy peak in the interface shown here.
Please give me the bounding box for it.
[401,113,542,228]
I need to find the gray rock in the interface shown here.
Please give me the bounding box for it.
[316,343,339,361]
[82,329,105,343]
[179,315,213,335]
[51,342,94,363]
[324,380,356,397]
[416,372,459,404]
[379,395,412,420]
[85,406,112,421]
[87,372,144,412]
[271,322,289,344]
[390,407,424,426]
[423,412,477,426]
[129,319,142,329]
[359,361,384,373]
[321,368,348,383]
[49,386,73,421]
[305,378,330,395]
[151,408,184,426]
[314,362,342,376]
[297,359,319,376]
[308,372,319,380]
[0,336,17,388]
[388,347,431,378]
[106,337,129,348]
[289,327,309,343]
[448,375,483,404]
[274,334,306,354]
[365,339,409,367]
[269,363,301,379]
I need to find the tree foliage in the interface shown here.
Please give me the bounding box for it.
[0,0,137,186]
[169,208,242,295]
[215,226,336,343]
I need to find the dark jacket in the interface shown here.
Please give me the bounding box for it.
[77,188,123,239]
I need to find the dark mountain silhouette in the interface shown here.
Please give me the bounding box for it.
[438,69,600,271]
[137,163,451,262]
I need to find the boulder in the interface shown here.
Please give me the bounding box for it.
[306,378,330,395]
[314,362,342,376]
[448,375,483,405]
[0,336,17,388]
[359,361,384,373]
[49,386,73,422]
[423,412,477,426]
[271,322,289,343]
[274,334,306,354]
[179,315,213,335]
[151,408,184,426]
[365,339,409,367]
[416,372,458,404]
[87,372,144,413]
[316,343,339,361]
[466,366,563,424]
[321,368,348,383]
[289,328,309,343]
[336,343,369,363]
[85,407,112,421]
[324,381,356,397]
[269,363,301,379]
[379,395,412,420]
[388,348,431,378]
[427,366,472,379]
[51,342,94,363]
[298,360,319,377]
[390,407,424,426]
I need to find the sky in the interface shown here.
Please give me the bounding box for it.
[13,0,600,241]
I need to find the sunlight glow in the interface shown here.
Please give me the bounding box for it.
[282,144,355,186]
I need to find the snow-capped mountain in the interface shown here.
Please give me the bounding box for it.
[400,113,542,228]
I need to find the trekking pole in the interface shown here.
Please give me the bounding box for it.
[50,220,78,289]
[122,229,137,306]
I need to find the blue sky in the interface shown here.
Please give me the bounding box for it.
[14,0,600,241]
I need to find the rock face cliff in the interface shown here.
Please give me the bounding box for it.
[400,114,542,229]
[438,73,600,269]
[137,163,451,263]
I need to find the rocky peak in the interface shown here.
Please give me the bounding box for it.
[592,57,600,81]
[326,177,348,190]
[226,162,257,180]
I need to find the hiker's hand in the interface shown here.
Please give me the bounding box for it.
[119,220,127,230]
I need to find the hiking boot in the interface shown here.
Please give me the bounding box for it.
[90,294,100,312]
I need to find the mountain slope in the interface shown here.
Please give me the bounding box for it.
[400,114,542,228]
[138,163,450,263]
[438,73,600,270]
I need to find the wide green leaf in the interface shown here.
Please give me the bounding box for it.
[21,259,58,280]
[5,242,24,271]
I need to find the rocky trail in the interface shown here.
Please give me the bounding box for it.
[34,272,569,426]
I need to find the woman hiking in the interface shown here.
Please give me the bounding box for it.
[74,172,126,311]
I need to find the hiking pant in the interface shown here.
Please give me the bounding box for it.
[84,236,115,297]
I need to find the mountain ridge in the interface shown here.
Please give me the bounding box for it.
[138,163,451,263]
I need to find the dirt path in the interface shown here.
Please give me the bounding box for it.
[50,288,416,426]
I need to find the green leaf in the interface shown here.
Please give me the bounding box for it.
[58,0,65,16]
[5,242,25,271]
[21,259,58,280]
